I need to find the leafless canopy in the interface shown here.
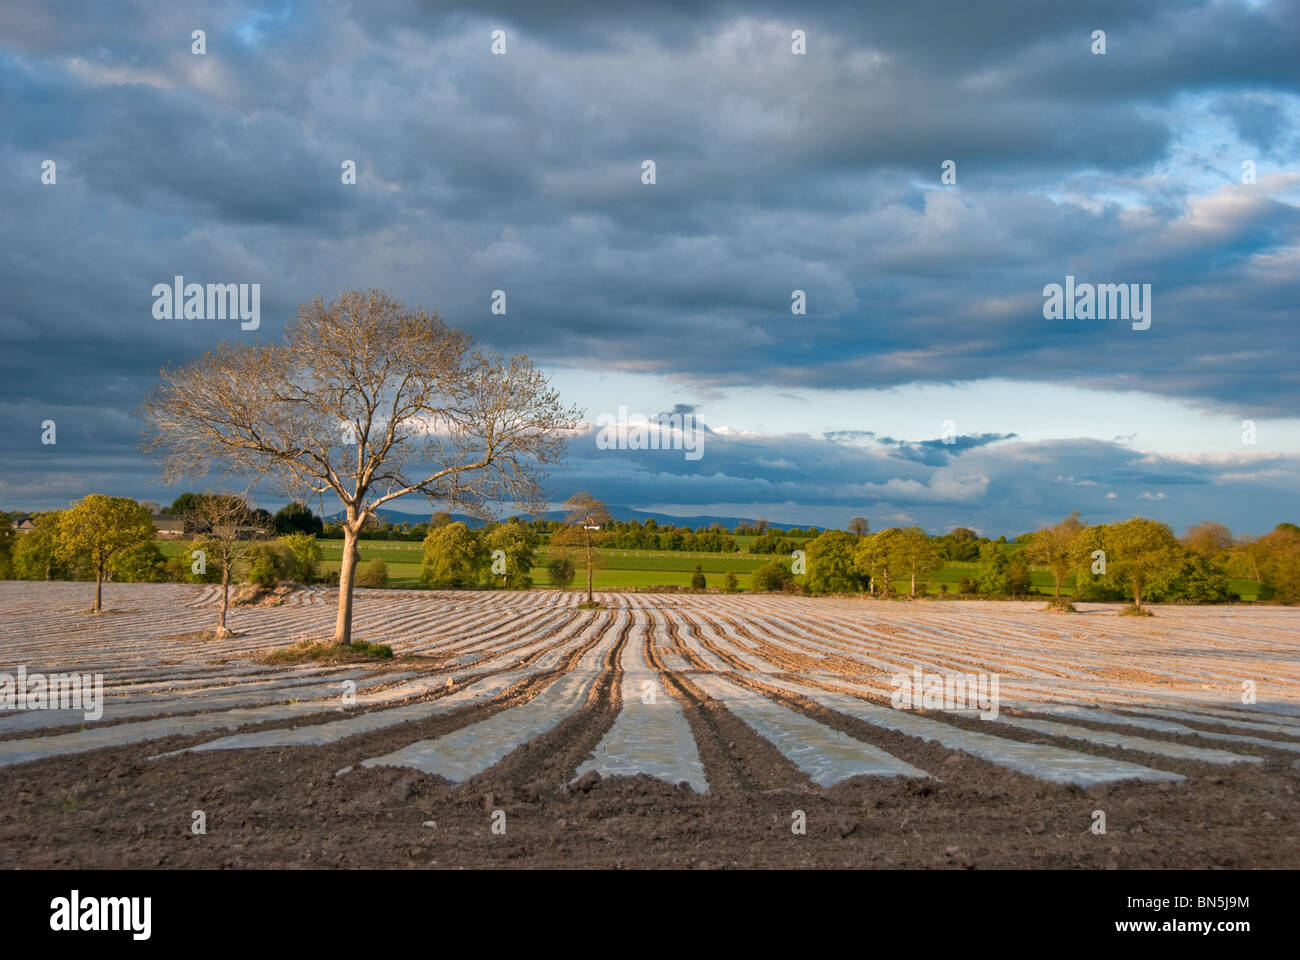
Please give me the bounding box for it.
[141,289,582,643]
[143,289,578,519]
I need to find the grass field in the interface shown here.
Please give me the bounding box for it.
[155,538,1268,598]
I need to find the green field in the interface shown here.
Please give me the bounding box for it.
[155,538,1269,598]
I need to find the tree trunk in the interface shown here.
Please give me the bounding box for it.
[218,561,231,635]
[585,530,594,603]
[1054,573,1062,599]
[910,569,917,597]
[1133,583,1142,610]
[334,522,361,645]
[94,562,103,614]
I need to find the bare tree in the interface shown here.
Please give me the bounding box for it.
[848,516,869,537]
[187,491,262,637]
[142,289,581,645]
[564,492,611,604]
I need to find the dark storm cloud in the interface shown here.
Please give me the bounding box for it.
[1,0,1297,518]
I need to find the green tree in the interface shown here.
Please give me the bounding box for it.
[55,495,155,613]
[854,528,903,596]
[1149,552,1231,604]
[976,543,1010,595]
[690,564,707,590]
[111,542,168,583]
[896,526,941,597]
[483,520,539,588]
[751,559,794,592]
[722,570,739,593]
[277,533,323,583]
[0,514,15,580]
[1027,511,1084,602]
[12,513,68,580]
[804,529,861,594]
[274,501,324,536]
[1086,517,1182,612]
[421,521,485,588]
[938,526,981,562]
[1252,525,1300,603]
[166,492,204,516]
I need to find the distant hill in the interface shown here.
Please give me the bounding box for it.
[327,504,812,531]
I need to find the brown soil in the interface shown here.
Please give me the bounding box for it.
[2,674,1297,869]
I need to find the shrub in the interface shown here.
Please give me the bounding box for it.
[751,560,794,592]
[547,557,576,588]
[357,558,388,588]
[110,542,169,582]
[245,543,284,587]
[722,571,739,593]
[690,564,707,590]
[277,533,322,583]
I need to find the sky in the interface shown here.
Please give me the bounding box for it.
[2,0,1298,536]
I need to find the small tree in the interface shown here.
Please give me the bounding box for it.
[848,516,869,537]
[896,526,941,597]
[565,492,611,604]
[976,543,1010,595]
[805,529,861,594]
[483,519,539,588]
[751,560,794,592]
[690,564,707,590]
[55,495,155,613]
[1027,511,1084,609]
[854,528,902,596]
[421,521,485,588]
[1087,517,1181,613]
[722,570,739,593]
[184,492,263,635]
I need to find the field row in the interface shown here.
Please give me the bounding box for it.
[2,583,1297,798]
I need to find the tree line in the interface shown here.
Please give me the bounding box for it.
[788,514,1300,611]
